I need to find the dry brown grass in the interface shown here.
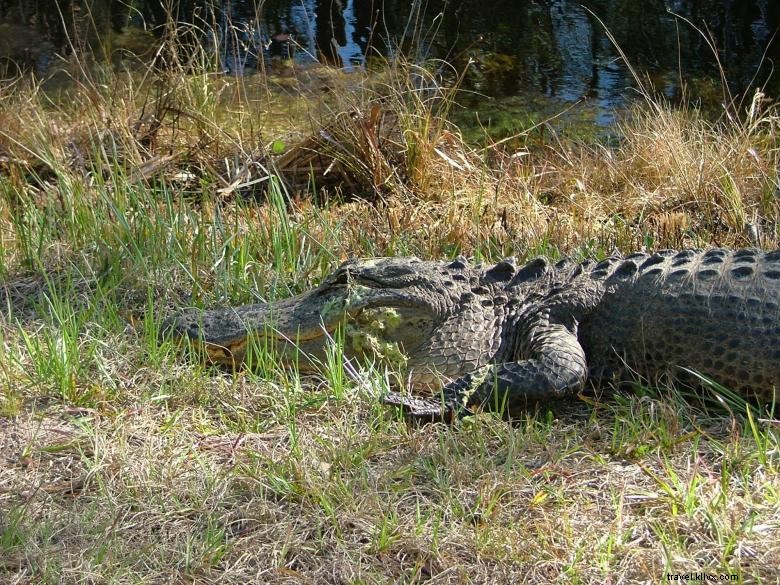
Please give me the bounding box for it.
[1,58,777,256]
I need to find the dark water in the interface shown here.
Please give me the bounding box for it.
[1,1,778,126]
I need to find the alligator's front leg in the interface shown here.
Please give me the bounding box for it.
[384,320,588,421]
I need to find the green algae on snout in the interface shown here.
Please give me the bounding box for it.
[343,284,372,308]
[317,283,408,368]
[321,295,348,322]
[345,306,408,369]
[321,283,374,325]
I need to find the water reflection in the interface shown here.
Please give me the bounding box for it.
[0,1,778,120]
[549,1,594,103]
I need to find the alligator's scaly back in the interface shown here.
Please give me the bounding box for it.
[574,249,780,400]
[164,249,780,420]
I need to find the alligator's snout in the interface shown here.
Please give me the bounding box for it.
[159,313,183,339]
[161,288,352,369]
[160,308,254,367]
[160,311,205,342]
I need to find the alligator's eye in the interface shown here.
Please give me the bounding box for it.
[326,269,351,286]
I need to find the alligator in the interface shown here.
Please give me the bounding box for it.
[163,249,780,421]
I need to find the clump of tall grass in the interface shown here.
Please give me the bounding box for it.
[530,91,780,249]
[2,24,778,264]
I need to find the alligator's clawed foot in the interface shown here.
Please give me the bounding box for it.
[381,391,458,424]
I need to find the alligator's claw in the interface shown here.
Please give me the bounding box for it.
[381,391,457,424]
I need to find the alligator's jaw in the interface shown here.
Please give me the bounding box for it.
[162,281,434,374]
[162,285,354,369]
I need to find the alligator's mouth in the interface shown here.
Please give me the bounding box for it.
[163,281,436,374]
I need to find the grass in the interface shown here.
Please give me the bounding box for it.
[0,23,779,584]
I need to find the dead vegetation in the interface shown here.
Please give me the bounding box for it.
[1,58,777,260]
